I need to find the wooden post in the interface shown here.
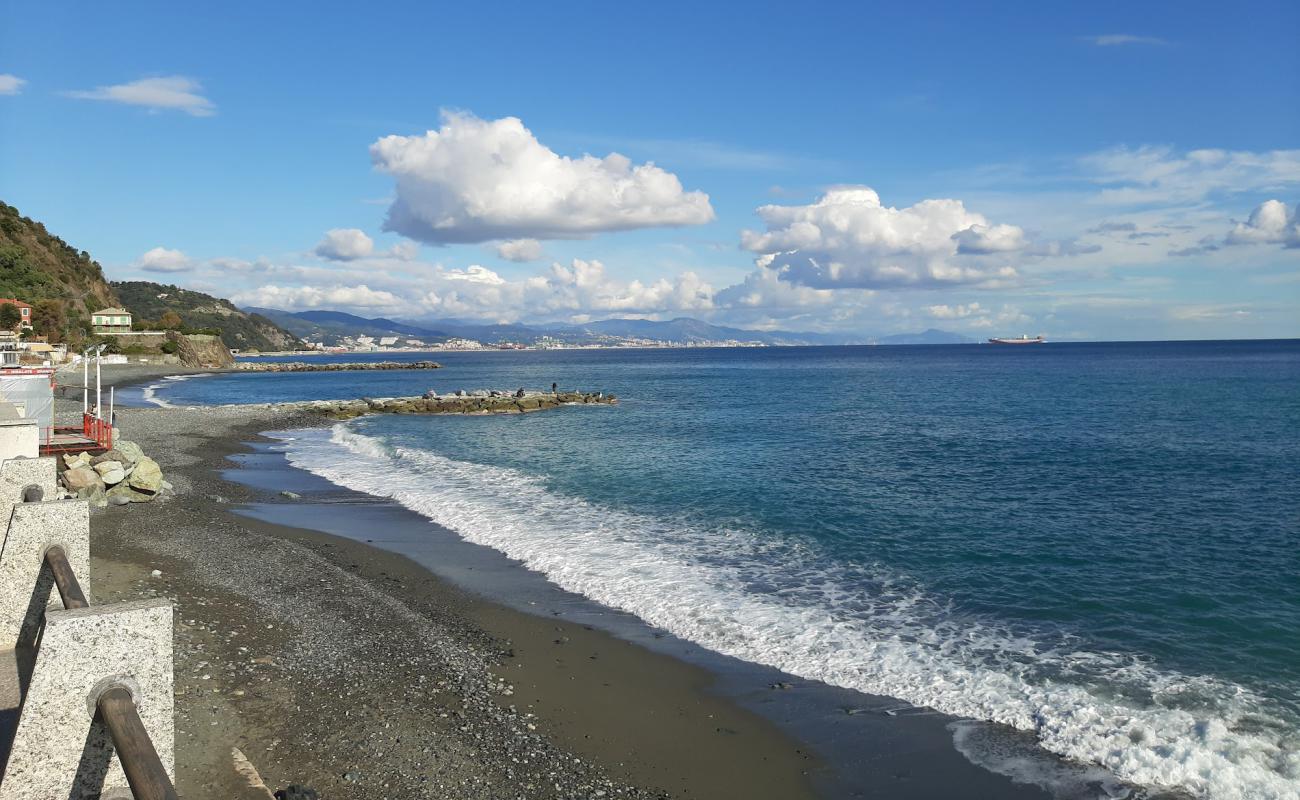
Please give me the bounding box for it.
[96,686,179,800]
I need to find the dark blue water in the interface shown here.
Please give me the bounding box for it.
[146,342,1300,798]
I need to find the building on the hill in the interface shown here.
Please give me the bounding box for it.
[91,307,133,334]
[0,299,33,331]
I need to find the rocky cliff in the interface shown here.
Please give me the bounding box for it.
[168,331,235,369]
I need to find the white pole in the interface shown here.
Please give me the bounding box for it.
[95,346,102,421]
[82,350,88,415]
[109,386,114,428]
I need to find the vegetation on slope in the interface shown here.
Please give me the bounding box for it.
[113,281,302,352]
[0,201,119,344]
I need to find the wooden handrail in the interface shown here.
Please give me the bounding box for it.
[96,686,179,800]
[41,546,178,797]
[44,545,88,609]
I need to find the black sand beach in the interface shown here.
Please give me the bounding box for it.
[73,366,1074,799]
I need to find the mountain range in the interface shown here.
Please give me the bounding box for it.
[245,307,976,347]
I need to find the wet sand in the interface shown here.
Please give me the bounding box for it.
[73,367,1084,799]
[83,402,821,799]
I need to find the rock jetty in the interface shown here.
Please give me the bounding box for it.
[235,360,442,373]
[223,389,616,419]
[58,437,171,507]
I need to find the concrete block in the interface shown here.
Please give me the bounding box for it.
[0,457,59,511]
[0,420,38,462]
[0,600,173,800]
[0,500,89,649]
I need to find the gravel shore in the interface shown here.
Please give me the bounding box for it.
[80,399,819,799]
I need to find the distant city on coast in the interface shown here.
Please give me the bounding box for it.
[0,2,1296,800]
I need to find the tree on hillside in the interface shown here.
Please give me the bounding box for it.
[160,310,183,330]
[0,304,21,331]
[34,299,66,343]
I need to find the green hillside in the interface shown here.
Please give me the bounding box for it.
[0,201,119,344]
[112,281,302,352]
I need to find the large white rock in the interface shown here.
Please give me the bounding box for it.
[94,461,126,485]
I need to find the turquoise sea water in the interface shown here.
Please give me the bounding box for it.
[147,341,1300,798]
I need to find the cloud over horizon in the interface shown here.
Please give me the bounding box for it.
[371,112,715,244]
[65,76,216,116]
[1084,34,1169,47]
[314,228,375,261]
[740,187,1025,290]
[1225,199,1300,247]
[137,246,193,273]
[495,238,543,262]
[0,74,26,96]
[1082,146,1300,205]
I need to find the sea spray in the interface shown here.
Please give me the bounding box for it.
[275,423,1300,800]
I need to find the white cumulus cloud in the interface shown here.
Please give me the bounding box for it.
[137,247,193,273]
[314,228,375,261]
[1225,200,1300,247]
[65,76,215,116]
[495,238,543,262]
[739,187,1025,289]
[926,302,984,319]
[0,74,26,96]
[234,284,403,311]
[370,111,715,244]
[952,224,1027,254]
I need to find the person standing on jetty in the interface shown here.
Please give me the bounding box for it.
[552,382,557,394]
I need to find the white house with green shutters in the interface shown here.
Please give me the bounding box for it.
[91,307,133,335]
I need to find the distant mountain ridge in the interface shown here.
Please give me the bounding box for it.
[245,307,974,347]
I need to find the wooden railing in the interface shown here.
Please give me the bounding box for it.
[42,546,178,800]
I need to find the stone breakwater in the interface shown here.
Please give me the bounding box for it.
[235,360,442,373]
[185,389,617,419]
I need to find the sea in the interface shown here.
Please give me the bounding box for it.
[138,341,1300,799]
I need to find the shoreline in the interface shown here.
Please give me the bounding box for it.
[82,402,825,799]
[72,365,1109,799]
[235,429,1082,800]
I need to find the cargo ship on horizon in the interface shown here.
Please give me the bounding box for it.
[988,334,1045,345]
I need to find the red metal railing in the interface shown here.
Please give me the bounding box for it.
[41,413,113,454]
[83,413,113,449]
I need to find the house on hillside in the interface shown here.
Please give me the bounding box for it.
[0,299,33,331]
[91,307,133,335]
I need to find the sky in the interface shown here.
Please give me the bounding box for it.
[1,0,1297,341]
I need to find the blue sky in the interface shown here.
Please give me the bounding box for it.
[1,0,1297,340]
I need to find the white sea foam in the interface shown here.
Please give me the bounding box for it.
[278,424,1300,800]
[141,373,212,408]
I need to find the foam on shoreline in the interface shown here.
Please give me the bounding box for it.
[275,422,1300,800]
[141,373,212,408]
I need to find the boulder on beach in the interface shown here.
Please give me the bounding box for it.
[93,460,127,485]
[63,452,91,469]
[62,466,104,498]
[128,456,164,494]
[113,440,145,466]
[106,481,153,504]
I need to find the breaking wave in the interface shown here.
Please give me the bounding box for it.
[277,423,1300,800]
[141,373,211,408]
